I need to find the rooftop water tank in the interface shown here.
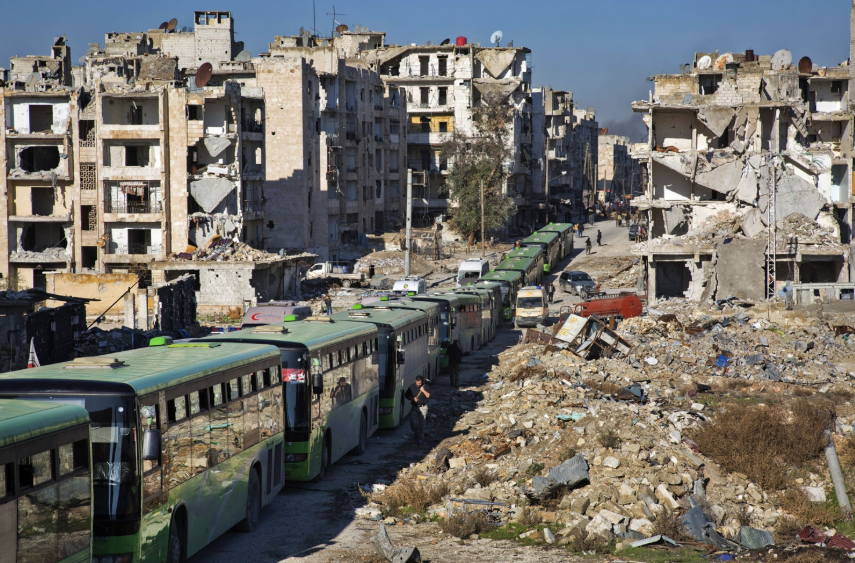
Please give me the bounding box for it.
[456,36,467,46]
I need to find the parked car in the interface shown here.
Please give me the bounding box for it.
[558,270,597,296]
[628,224,639,241]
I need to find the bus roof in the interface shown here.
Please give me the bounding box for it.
[472,280,502,291]
[497,256,536,271]
[203,319,376,353]
[0,343,281,397]
[481,270,522,283]
[367,299,440,317]
[409,294,461,309]
[0,399,90,449]
[539,222,573,235]
[436,291,480,305]
[523,231,559,245]
[506,246,543,260]
[332,307,425,331]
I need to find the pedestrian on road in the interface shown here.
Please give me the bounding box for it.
[547,281,555,303]
[579,223,584,237]
[585,238,592,255]
[405,375,431,443]
[446,340,463,388]
[573,223,579,237]
[596,230,602,246]
[323,294,332,316]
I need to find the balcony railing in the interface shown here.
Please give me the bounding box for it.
[242,199,263,212]
[109,242,162,255]
[104,200,163,214]
[242,120,263,133]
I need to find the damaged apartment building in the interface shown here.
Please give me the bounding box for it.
[632,47,855,303]
[0,11,405,297]
[359,38,542,230]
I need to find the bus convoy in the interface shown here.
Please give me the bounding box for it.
[0,236,570,563]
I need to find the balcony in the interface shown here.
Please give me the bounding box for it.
[107,242,162,256]
[104,200,163,214]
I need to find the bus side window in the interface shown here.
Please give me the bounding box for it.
[228,378,245,456]
[57,439,90,559]
[268,366,280,385]
[17,448,59,563]
[259,365,277,440]
[189,390,212,476]
[210,384,230,464]
[256,370,266,390]
[0,461,10,498]
[242,373,260,448]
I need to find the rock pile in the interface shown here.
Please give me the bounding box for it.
[361,298,855,552]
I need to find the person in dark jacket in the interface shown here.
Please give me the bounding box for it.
[446,340,463,388]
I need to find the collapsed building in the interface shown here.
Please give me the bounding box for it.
[631,46,855,303]
[598,134,643,203]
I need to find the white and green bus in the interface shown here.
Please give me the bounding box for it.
[332,307,429,429]
[0,342,284,563]
[0,399,92,563]
[201,318,381,481]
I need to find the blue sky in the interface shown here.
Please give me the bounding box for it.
[2,1,850,140]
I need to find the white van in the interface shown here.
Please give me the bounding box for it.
[392,276,427,294]
[457,258,490,287]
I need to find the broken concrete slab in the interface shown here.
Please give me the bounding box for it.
[735,166,759,204]
[475,49,517,78]
[776,173,825,222]
[189,177,235,213]
[715,238,767,300]
[204,136,232,158]
[697,107,736,138]
[740,207,766,238]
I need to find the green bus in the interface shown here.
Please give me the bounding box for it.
[362,297,442,382]
[201,319,380,482]
[434,292,482,353]
[331,307,429,429]
[0,342,284,563]
[539,222,575,261]
[478,270,523,321]
[454,285,500,343]
[0,399,92,563]
[496,255,540,286]
[409,294,462,372]
[522,231,561,273]
[505,246,545,283]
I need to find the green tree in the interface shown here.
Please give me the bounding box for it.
[441,92,516,244]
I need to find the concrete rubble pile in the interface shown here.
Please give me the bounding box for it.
[354,251,434,276]
[359,300,855,553]
[169,237,306,263]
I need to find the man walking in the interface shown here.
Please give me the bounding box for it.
[596,230,602,246]
[446,340,463,388]
[585,238,592,255]
[547,281,556,303]
[406,375,431,443]
[323,294,333,316]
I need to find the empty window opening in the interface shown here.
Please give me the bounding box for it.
[655,262,691,299]
[419,56,430,76]
[31,187,55,216]
[20,224,66,253]
[128,229,154,254]
[439,120,448,133]
[188,105,202,120]
[125,145,150,167]
[420,117,430,133]
[420,87,429,107]
[19,146,60,173]
[698,74,721,95]
[438,56,447,77]
[81,246,97,269]
[29,105,54,133]
[79,120,95,147]
[82,205,96,231]
[438,87,447,106]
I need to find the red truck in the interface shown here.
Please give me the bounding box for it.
[560,293,643,325]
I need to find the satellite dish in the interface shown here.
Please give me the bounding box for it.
[336,24,348,33]
[713,52,733,70]
[507,40,513,48]
[181,26,188,33]
[299,26,304,37]
[798,56,812,74]
[167,18,178,32]
[771,49,792,70]
[586,106,596,117]
[440,38,450,45]
[159,22,169,30]
[679,64,692,74]
[697,55,712,70]
[235,50,251,62]
[426,41,432,46]
[490,30,503,47]
[195,62,213,88]
[321,39,328,46]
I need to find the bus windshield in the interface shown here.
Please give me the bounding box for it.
[281,349,309,432]
[458,270,480,283]
[19,394,139,534]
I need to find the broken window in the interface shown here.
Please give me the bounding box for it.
[376,181,382,199]
[698,74,721,96]
[81,247,97,269]
[29,105,53,133]
[31,187,55,216]
[438,87,447,106]
[129,105,143,125]
[346,181,357,201]
[439,120,448,133]
[438,56,447,77]
[389,150,399,172]
[19,146,60,173]
[390,121,400,135]
[125,146,150,167]
[420,88,429,108]
[188,106,202,120]
[419,56,430,76]
[82,205,96,231]
[421,117,430,134]
[79,120,95,147]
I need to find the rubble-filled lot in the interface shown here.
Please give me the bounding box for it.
[357,298,855,562]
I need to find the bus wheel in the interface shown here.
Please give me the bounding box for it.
[236,468,261,532]
[342,279,352,288]
[354,411,367,455]
[167,515,185,563]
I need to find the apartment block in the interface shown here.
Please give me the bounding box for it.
[631,45,853,303]
[597,134,642,203]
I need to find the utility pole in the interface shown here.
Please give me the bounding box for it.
[405,169,413,276]
[480,179,485,257]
